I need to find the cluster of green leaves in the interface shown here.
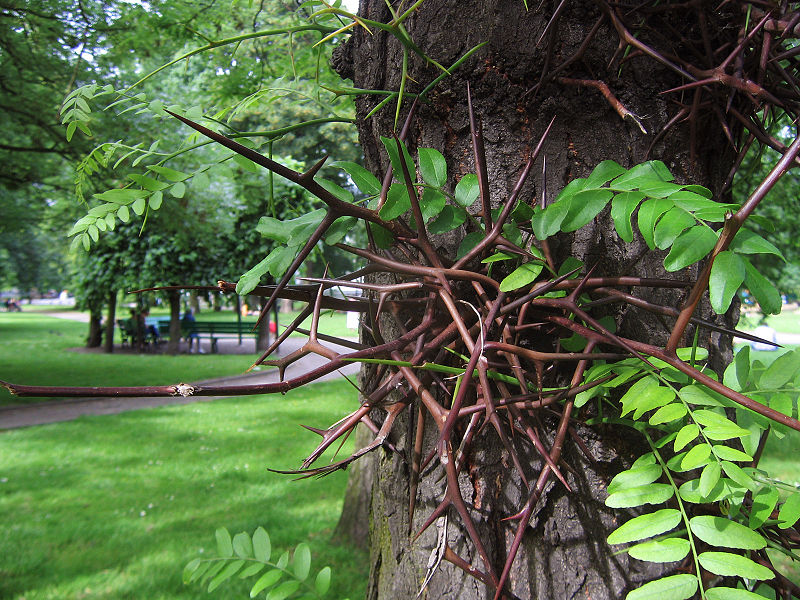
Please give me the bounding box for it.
[583,347,800,600]
[531,160,785,313]
[184,527,341,600]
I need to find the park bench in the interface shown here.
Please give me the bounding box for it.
[116,317,167,348]
[179,320,260,353]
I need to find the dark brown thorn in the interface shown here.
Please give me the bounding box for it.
[300,154,329,182]
[249,304,313,370]
[467,82,492,231]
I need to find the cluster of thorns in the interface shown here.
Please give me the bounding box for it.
[6,93,800,598]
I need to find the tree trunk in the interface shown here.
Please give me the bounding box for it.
[167,290,181,355]
[333,2,738,598]
[87,306,103,348]
[103,291,116,353]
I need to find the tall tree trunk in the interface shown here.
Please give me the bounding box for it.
[167,290,181,355]
[333,2,738,598]
[87,306,103,348]
[103,291,116,353]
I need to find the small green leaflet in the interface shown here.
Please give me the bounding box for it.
[688,515,766,550]
[743,258,781,315]
[705,587,772,600]
[653,207,695,250]
[380,135,414,181]
[315,566,332,595]
[455,174,479,207]
[559,188,614,232]
[697,551,774,580]
[627,538,691,563]
[605,483,673,508]
[380,183,411,220]
[778,493,800,529]
[147,164,191,182]
[663,226,718,272]
[729,228,785,260]
[611,192,645,242]
[418,147,447,187]
[253,526,271,562]
[499,262,544,292]
[216,527,234,557]
[749,486,779,529]
[607,463,663,494]
[293,543,311,581]
[607,509,682,544]
[332,161,380,196]
[637,197,673,249]
[428,205,467,234]
[759,349,800,389]
[625,573,697,600]
[619,377,674,419]
[709,251,745,314]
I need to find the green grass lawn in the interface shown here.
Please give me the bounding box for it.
[0,379,367,600]
[0,313,257,406]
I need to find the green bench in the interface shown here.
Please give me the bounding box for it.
[179,320,260,353]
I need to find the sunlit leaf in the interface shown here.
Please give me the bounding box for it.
[418,147,447,187]
[697,552,774,580]
[627,538,690,563]
[607,509,682,544]
[626,573,697,600]
[689,516,765,550]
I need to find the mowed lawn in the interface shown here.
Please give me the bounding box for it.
[0,380,368,600]
[0,309,354,406]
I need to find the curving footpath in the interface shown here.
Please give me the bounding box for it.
[0,336,360,430]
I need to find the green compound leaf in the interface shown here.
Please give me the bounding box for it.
[418,147,447,187]
[216,527,234,558]
[663,226,718,272]
[706,587,772,600]
[611,191,644,242]
[455,173,479,207]
[607,509,682,545]
[709,251,746,314]
[627,538,691,563]
[607,463,662,495]
[605,483,674,508]
[626,573,698,600]
[697,552,774,580]
[499,262,544,292]
[689,516,766,550]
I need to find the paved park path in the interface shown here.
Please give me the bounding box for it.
[1,311,359,430]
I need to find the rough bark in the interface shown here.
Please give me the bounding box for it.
[333,2,738,598]
[87,308,103,348]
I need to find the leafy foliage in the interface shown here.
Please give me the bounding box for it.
[183,527,342,600]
